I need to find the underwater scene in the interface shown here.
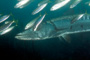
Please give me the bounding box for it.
[0,0,90,60]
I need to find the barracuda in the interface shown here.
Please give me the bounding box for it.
[15,13,90,40]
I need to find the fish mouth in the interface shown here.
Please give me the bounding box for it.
[15,29,49,40]
[15,34,50,40]
[15,35,40,40]
[15,29,41,40]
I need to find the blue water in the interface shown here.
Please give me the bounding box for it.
[0,0,90,60]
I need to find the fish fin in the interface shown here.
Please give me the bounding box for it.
[10,12,13,16]
[84,10,89,15]
[10,12,16,20]
[58,36,64,41]
[61,34,71,43]
[84,10,87,14]
[71,16,78,24]
[15,20,18,26]
[13,19,18,26]
[71,18,76,24]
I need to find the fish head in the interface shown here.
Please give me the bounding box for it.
[15,28,48,40]
[50,6,56,11]
[15,23,55,40]
[50,3,60,11]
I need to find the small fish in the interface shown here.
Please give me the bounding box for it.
[0,26,15,35]
[50,0,70,11]
[32,3,48,15]
[70,0,81,8]
[14,0,31,9]
[34,13,46,31]
[0,20,15,32]
[38,0,50,6]
[25,15,41,30]
[71,14,84,23]
[0,14,11,23]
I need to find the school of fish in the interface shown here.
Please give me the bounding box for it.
[0,0,90,41]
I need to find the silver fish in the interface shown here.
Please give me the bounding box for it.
[25,15,41,30]
[32,3,48,15]
[15,13,90,40]
[0,20,15,32]
[70,0,81,8]
[0,14,11,23]
[50,0,70,11]
[38,0,50,6]
[0,26,15,35]
[14,0,31,9]
[71,14,84,23]
[34,13,46,31]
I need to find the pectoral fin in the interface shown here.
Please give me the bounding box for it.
[61,34,71,43]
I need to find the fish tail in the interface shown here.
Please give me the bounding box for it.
[10,12,13,16]
[42,11,48,15]
[13,19,18,26]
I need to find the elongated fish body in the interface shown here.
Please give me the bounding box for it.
[0,21,14,32]
[32,3,48,15]
[38,0,50,6]
[15,13,90,40]
[34,13,46,31]
[71,14,84,23]
[70,0,81,8]
[0,14,10,23]
[25,16,41,30]
[0,26,15,35]
[50,0,70,11]
[14,0,31,9]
